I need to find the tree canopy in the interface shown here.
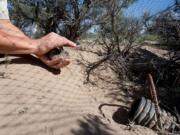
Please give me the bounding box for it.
[8,0,137,40]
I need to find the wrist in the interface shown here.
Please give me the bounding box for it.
[13,36,39,55]
[30,39,40,55]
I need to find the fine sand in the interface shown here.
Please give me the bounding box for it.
[0,43,157,135]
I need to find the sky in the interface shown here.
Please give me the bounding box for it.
[124,0,175,17]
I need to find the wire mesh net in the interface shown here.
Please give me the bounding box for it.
[0,0,179,135]
[0,52,101,135]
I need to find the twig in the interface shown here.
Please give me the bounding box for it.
[147,74,163,130]
[86,54,111,82]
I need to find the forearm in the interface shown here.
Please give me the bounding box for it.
[0,20,27,38]
[0,20,37,54]
[0,31,37,54]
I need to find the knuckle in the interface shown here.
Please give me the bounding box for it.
[49,32,56,39]
[50,32,56,35]
[54,65,60,69]
[46,61,51,66]
[45,59,52,65]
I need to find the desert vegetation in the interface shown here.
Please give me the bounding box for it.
[5,0,180,134]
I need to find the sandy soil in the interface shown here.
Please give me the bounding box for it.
[0,43,157,135]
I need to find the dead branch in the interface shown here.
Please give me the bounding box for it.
[86,54,111,82]
[147,74,163,130]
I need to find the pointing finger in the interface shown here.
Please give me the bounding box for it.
[61,37,77,48]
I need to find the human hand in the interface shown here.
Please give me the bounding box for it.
[34,32,76,69]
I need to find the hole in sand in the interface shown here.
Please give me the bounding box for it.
[112,107,129,124]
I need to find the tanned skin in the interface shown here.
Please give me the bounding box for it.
[0,20,77,69]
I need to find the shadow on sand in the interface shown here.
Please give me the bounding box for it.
[71,114,114,135]
[0,54,61,75]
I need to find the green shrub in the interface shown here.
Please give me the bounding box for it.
[135,34,160,44]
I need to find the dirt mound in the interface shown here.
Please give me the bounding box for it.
[0,46,156,135]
